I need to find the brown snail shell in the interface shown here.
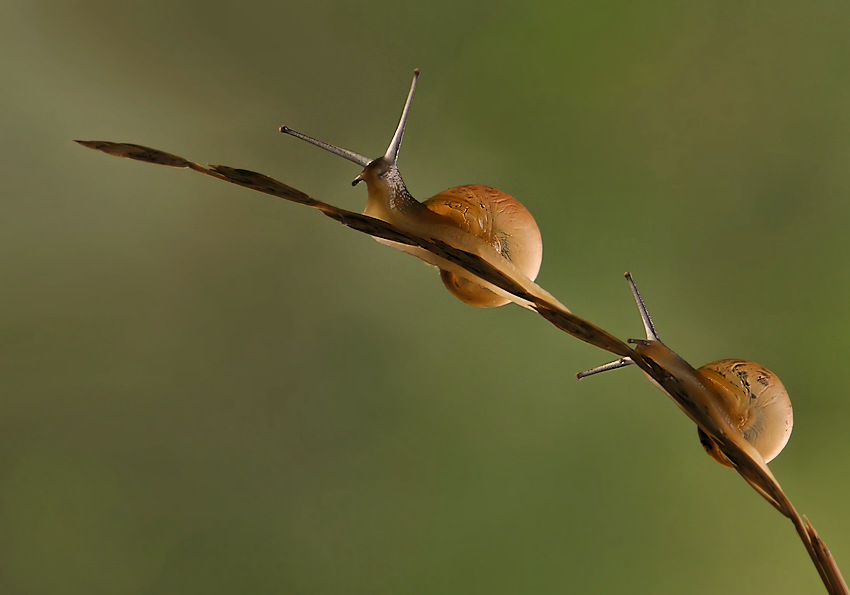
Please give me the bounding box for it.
[423,185,542,307]
[697,359,793,467]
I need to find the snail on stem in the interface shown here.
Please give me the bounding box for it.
[77,70,562,312]
[578,273,793,467]
[281,70,542,308]
[577,273,846,595]
[75,71,846,595]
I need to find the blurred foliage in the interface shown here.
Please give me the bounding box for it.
[1,1,849,593]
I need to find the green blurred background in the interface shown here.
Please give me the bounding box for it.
[2,1,849,593]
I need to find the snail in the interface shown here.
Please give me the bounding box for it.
[577,273,793,467]
[280,69,542,307]
[76,70,551,310]
[571,276,850,594]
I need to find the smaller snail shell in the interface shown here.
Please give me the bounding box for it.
[696,359,793,467]
[423,185,543,307]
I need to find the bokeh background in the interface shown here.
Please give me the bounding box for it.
[2,2,849,593]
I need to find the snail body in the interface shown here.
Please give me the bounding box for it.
[589,280,849,595]
[579,274,793,466]
[282,70,542,308]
